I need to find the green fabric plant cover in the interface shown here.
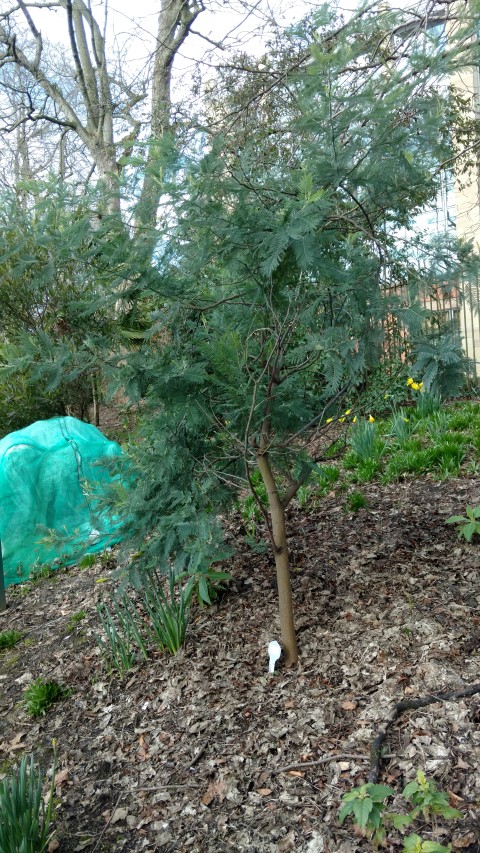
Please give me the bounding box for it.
[0,416,124,587]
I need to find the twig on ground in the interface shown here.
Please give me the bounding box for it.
[92,792,123,852]
[368,682,480,783]
[185,741,208,770]
[274,753,370,774]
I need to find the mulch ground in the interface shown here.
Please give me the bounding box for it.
[1,475,480,852]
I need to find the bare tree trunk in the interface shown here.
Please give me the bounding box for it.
[257,452,298,668]
[136,0,202,229]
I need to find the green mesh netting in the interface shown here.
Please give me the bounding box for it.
[0,416,124,588]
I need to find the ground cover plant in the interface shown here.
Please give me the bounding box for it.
[24,678,70,718]
[0,629,22,650]
[266,396,480,516]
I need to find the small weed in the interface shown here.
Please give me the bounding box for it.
[97,591,149,677]
[78,553,96,569]
[24,679,70,717]
[313,464,340,487]
[296,483,311,507]
[67,610,86,631]
[339,769,462,850]
[350,458,382,483]
[446,504,480,541]
[239,469,268,535]
[0,630,23,651]
[339,782,394,847]
[346,491,367,512]
[30,563,55,583]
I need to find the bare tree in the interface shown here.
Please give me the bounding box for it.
[0,0,203,220]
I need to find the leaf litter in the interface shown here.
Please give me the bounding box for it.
[0,476,480,851]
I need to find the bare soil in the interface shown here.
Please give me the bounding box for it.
[1,476,480,852]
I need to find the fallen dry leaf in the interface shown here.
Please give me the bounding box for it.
[111,807,128,824]
[54,768,70,787]
[201,777,227,806]
[278,829,296,852]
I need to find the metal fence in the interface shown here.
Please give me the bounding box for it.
[381,275,480,384]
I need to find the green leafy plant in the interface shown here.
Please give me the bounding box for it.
[78,553,96,569]
[177,564,232,607]
[446,504,480,541]
[29,563,56,583]
[401,769,463,823]
[402,835,451,853]
[389,409,412,444]
[340,770,463,850]
[24,679,70,717]
[338,782,394,846]
[66,610,86,630]
[143,568,190,654]
[415,389,442,418]
[0,629,23,650]
[349,419,384,463]
[0,747,57,853]
[97,602,137,676]
[346,491,367,512]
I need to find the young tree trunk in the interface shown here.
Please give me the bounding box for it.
[257,452,298,667]
[0,537,6,612]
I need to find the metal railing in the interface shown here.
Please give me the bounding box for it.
[381,275,480,383]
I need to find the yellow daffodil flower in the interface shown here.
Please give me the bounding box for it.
[339,417,346,423]
[326,417,333,424]
[368,415,375,423]
[352,416,357,423]
[344,409,351,416]
[407,377,414,386]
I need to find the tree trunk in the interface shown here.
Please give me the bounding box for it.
[136,0,202,229]
[257,452,298,668]
[0,537,6,613]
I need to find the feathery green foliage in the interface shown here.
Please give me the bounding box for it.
[2,3,480,661]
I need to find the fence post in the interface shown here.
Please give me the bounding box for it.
[0,537,6,612]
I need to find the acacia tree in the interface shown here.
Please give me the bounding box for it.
[3,2,480,661]
[111,2,480,666]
